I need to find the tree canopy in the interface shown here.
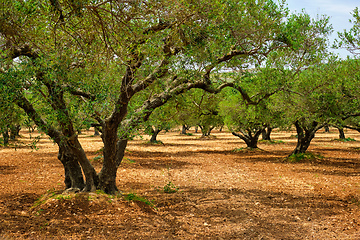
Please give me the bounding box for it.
[0,0,335,193]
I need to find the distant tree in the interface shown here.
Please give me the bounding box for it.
[0,81,23,145]
[335,7,360,56]
[188,89,224,137]
[220,86,285,149]
[280,58,360,155]
[144,101,178,143]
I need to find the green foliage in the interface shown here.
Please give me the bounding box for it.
[176,88,225,136]
[335,7,360,55]
[160,181,179,194]
[91,148,104,163]
[123,193,154,207]
[31,188,58,209]
[0,0,336,194]
[123,158,136,164]
[232,147,246,152]
[286,152,324,163]
[334,137,356,142]
[92,155,103,161]
[259,139,284,144]
[232,147,261,152]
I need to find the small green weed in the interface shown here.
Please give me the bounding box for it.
[259,139,284,144]
[54,194,72,200]
[95,148,103,154]
[232,147,259,152]
[93,155,103,161]
[123,158,136,164]
[232,147,245,152]
[334,137,356,142]
[123,193,154,207]
[286,152,323,163]
[162,181,179,193]
[95,189,107,195]
[31,188,58,209]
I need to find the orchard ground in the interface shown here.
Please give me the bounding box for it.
[0,128,359,239]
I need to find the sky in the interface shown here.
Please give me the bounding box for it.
[286,0,359,58]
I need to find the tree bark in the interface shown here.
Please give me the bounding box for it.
[337,126,345,139]
[98,117,126,194]
[290,120,322,155]
[206,126,215,136]
[115,139,128,168]
[58,143,85,190]
[324,125,330,132]
[16,93,98,192]
[69,137,99,192]
[219,125,224,132]
[181,125,187,134]
[150,127,161,142]
[232,128,263,149]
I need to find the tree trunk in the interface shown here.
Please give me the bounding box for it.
[199,125,207,137]
[261,125,272,140]
[71,138,99,192]
[58,143,85,190]
[337,127,345,139]
[194,126,198,133]
[232,128,263,149]
[115,139,128,168]
[219,125,223,132]
[207,126,215,136]
[290,120,320,155]
[150,127,161,142]
[98,123,120,194]
[181,125,187,134]
[324,125,330,132]
[10,124,21,140]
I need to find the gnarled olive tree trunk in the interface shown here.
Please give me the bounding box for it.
[150,127,162,142]
[58,143,85,190]
[290,120,323,155]
[336,126,345,139]
[16,92,98,192]
[232,127,264,149]
[199,125,215,137]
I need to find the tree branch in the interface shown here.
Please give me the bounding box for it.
[63,84,96,101]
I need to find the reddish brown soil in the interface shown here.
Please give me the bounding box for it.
[0,128,359,239]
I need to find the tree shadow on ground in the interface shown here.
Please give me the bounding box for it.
[0,165,17,175]
[129,142,199,147]
[122,150,199,170]
[149,186,356,239]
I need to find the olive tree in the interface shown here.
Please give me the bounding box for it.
[1,0,330,194]
[279,58,358,155]
[335,7,360,56]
